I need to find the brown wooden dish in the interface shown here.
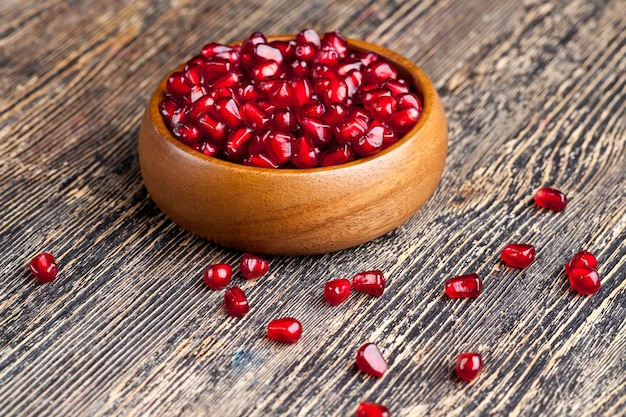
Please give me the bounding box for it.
[138,37,448,255]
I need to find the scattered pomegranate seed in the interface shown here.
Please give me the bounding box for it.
[224,287,250,317]
[564,250,598,275]
[202,263,233,290]
[240,253,269,279]
[29,253,58,283]
[352,270,386,297]
[356,402,391,417]
[323,278,351,305]
[500,243,536,268]
[355,342,388,378]
[267,317,302,343]
[568,266,601,295]
[445,273,482,298]
[534,187,568,211]
[455,352,483,382]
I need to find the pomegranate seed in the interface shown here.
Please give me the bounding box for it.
[500,243,536,268]
[445,273,482,298]
[356,402,391,417]
[244,153,280,168]
[289,59,310,78]
[267,317,302,343]
[203,58,231,81]
[301,118,332,146]
[312,64,339,80]
[569,266,601,295]
[370,95,396,123]
[337,61,363,76]
[364,61,398,84]
[354,124,385,156]
[224,287,250,317]
[296,28,321,48]
[323,102,347,127]
[361,88,392,110]
[203,263,233,290]
[268,79,293,107]
[335,112,369,144]
[375,120,397,148]
[187,95,216,120]
[356,342,388,378]
[269,40,296,61]
[200,43,233,59]
[208,86,235,101]
[236,82,263,102]
[352,270,385,297]
[198,114,228,144]
[172,122,202,145]
[211,71,240,89]
[223,127,254,161]
[396,92,422,112]
[166,71,192,97]
[213,97,242,128]
[288,78,313,107]
[199,140,221,156]
[357,51,381,66]
[240,101,270,131]
[256,99,277,115]
[184,84,208,104]
[266,131,294,165]
[29,253,58,283]
[564,251,598,275]
[323,78,349,106]
[323,278,351,305]
[390,106,420,133]
[295,42,318,62]
[240,253,269,279]
[320,143,354,166]
[315,45,339,66]
[455,352,483,382]
[159,96,182,127]
[382,78,410,96]
[322,31,348,59]
[251,60,282,82]
[254,43,284,64]
[534,187,568,212]
[344,69,363,97]
[270,107,296,131]
[291,136,319,168]
[298,101,325,121]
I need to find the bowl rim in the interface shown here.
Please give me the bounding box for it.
[148,35,439,175]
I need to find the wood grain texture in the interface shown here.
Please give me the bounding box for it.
[0,0,624,416]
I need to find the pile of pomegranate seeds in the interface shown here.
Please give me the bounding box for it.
[565,250,601,295]
[534,187,568,211]
[29,252,58,283]
[356,402,391,417]
[159,29,422,167]
[455,352,483,382]
[500,243,536,268]
[267,317,302,343]
[355,342,388,378]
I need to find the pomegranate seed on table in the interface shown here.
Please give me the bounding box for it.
[240,253,269,279]
[356,402,391,417]
[568,266,601,295]
[202,263,233,290]
[534,187,568,211]
[224,287,250,317]
[355,342,388,378]
[352,270,386,297]
[564,250,598,275]
[500,243,536,268]
[323,278,351,305]
[267,317,302,343]
[445,273,482,298]
[455,352,483,382]
[29,253,58,283]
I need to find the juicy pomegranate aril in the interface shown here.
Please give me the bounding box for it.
[568,266,601,295]
[564,250,598,275]
[29,253,58,283]
[240,253,269,279]
[356,342,388,378]
[159,29,423,168]
[445,273,482,298]
[203,263,233,290]
[267,317,302,343]
[356,402,391,417]
[352,270,386,297]
[500,243,536,268]
[323,278,351,305]
[455,352,483,382]
[224,287,250,317]
[534,187,568,211]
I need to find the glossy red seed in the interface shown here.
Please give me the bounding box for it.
[344,69,363,97]
[500,243,536,268]
[288,78,313,107]
[373,120,397,148]
[236,82,263,102]
[29,253,58,283]
[213,97,242,128]
[322,31,348,59]
[172,122,202,145]
[240,253,269,279]
[270,107,296,131]
[244,153,280,168]
[356,343,388,378]
[199,140,221,156]
[240,101,270,131]
[267,317,302,343]
[159,96,182,127]
[203,263,233,290]
[323,102,347,126]
[198,114,228,144]
[354,124,385,156]
[296,28,321,48]
[335,113,369,144]
[268,79,293,107]
[455,352,483,382]
[445,273,482,298]
[390,106,420,133]
[311,64,339,81]
[396,92,422,111]
[370,95,396,123]
[323,278,351,305]
[323,78,349,106]
[534,187,568,211]
[254,43,284,64]
[224,287,250,317]
[361,88,392,110]
[223,127,254,161]
[320,143,354,166]
[316,45,340,66]
[364,61,398,84]
[564,251,598,275]
[291,136,319,168]
[187,95,216,120]
[166,71,192,97]
[301,118,332,146]
[382,78,410,96]
[203,58,231,81]
[200,42,233,59]
[356,402,391,417]
[251,59,282,82]
[185,84,208,104]
[266,131,294,165]
[298,101,326,121]
[352,270,385,297]
[211,71,239,89]
[269,40,296,61]
[289,59,310,78]
[295,42,318,62]
[569,266,601,295]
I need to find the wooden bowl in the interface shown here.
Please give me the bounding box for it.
[138,37,448,255]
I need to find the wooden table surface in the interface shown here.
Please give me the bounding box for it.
[1,0,625,416]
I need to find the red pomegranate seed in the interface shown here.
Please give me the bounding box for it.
[187,95,216,120]
[500,243,536,268]
[323,78,349,106]
[320,143,354,166]
[344,69,364,97]
[301,118,332,146]
[211,71,240,89]
[352,270,385,297]
[534,187,568,212]
[240,101,270,132]
[335,112,369,144]
[396,92,422,112]
[198,114,228,144]
[315,45,339,66]
[375,120,397,148]
[224,287,250,317]
[390,107,420,133]
[213,96,242,128]
[172,122,202,146]
[203,58,231,81]
[323,278,351,305]
[445,273,482,298]
[29,253,58,283]
[288,78,313,107]
[564,251,598,275]
[266,131,294,165]
[270,107,296,131]
[203,263,233,290]
[382,79,410,96]
[298,101,325,121]
[337,60,363,76]
[356,402,391,417]
[357,51,381,66]
[569,266,601,295]
[208,86,236,101]
[223,127,254,161]
[240,253,269,279]
[267,317,302,343]
[251,60,282,82]
[236,82,263,102]
[296,28,321,48]
[268,79,293,107]
[159,96,182,127]
[370,95,396,123]
[356,342,388,378]
[323,102,347,126]
[166,71,192,97]
[290,59,310,78]
[244,153,280,168]
[322,31,348,59]
[199,140,221,156]
[455,352,483,382]
[254,43,284,64]
[312,64,339,81]
[256,99,277,115]
[291,136,319,168]
[184,63,204,85]
[354,124,385,156]
[361,88,392,109]
[364,61,398,84]
[200,42,233,59]
[295,42,318,62]
[269,40,296,61]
